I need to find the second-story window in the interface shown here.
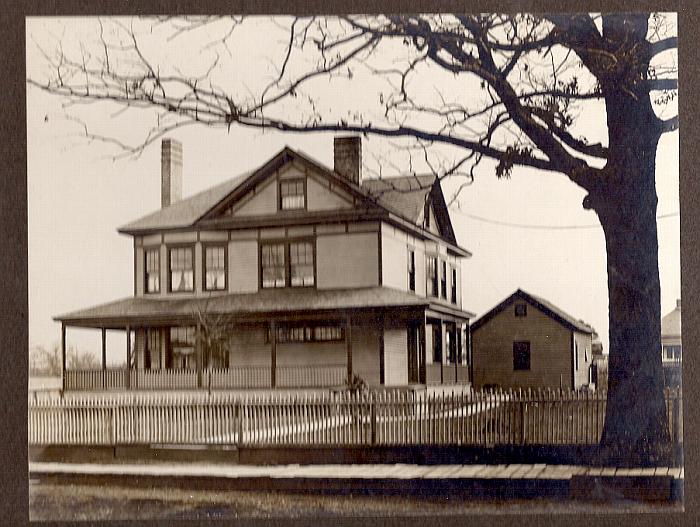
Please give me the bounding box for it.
[279,179,306,210]
[450,266,457,304]
[408,249,416,292]
[440,260,447,299]
[261,243,286,288]
[204,245,227,291]
[427,256,438,297]
[290,241,315,286]
[169,246,194,292]
[262,240,315,289]
[145,248,160,294]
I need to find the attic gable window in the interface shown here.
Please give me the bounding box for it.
[514,303,527,317]
[279,178,306,210]
[169,246,194,292]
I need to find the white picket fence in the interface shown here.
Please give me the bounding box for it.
[28,388,683,447]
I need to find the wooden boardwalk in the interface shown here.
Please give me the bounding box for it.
[29,461,684,481]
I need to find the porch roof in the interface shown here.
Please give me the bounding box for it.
[54,287,432,328]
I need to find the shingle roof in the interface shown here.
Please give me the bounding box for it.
[661,301,681,338]
[470,289,595,334]
[362,175,436,223]
[119,171,253,232]
[55,287,430,326]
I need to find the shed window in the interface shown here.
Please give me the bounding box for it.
[513,341,531,371]
[279,179,305,210]
[145,248,160,294]
[169,246,194,292]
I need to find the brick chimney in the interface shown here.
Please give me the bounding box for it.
[333,136,362,185]
[161,139,182,208]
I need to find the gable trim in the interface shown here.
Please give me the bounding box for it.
[470,289,593,334]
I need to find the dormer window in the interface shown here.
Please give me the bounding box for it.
[279,178,306,210]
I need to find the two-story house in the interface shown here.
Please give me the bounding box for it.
[55,137,474,391]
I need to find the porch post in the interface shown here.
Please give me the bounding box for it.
[346,315,353,384]
[440,320,446,384]
[270,320,277,388]
[125,325,131,390]
[60,322,66,392]
[196,321,203,388]
[101,327,106,389]
[454,324,459,383]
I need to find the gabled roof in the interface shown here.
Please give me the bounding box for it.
[118,146,461,249]
[54,287,430,327]
[661,301,681,338]
[119,171,253,232]
[470,289,595,334]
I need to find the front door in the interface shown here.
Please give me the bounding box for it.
[407,325,419,383]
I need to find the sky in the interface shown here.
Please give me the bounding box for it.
[25,16,680,365]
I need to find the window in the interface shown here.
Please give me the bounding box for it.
[169,246,194,292]
[269,324,344,343]
[450,266,457,304]
[170,326,196,369]
[408,249,416,292]
[261,240,315,289]
[427,256,438,297]
[446,324,458,364]
[279,178,306,210]
[423,200,431,229]
[514,303,527,317]
[663,345,682,362]
[145,248,160,294]
[574,341,579,371]
[290,241,314,286]
[146,329,160,369]
[204,245,227,291]
[432,325,442,362]
[440,261,447,299]
[513,341,531,371]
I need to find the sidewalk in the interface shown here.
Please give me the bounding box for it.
[29,461,683,501]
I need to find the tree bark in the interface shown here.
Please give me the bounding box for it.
[591,71,671,466]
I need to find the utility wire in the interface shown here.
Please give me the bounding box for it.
[448,209,679,230]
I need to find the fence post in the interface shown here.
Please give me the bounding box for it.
[520,398,526,445]
[236,400,243,447]
[672,392,680,444]
[370,398,377,446]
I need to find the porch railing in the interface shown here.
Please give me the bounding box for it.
[63,365,348,391]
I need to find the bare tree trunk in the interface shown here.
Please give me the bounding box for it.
[593,83,671,466]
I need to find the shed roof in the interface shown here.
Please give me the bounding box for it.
[470,289,595,334]
[55,287,430,327]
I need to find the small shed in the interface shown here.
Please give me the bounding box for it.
[470,289,595,390]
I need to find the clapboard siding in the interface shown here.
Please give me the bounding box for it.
[233,178,278,216]
[472,303,573,389]
[228,325,272,367]
[384,328,408,386]
[352,325,381,385]
[306,174,353,211]
[316,232,379,289]
[228,239,258,293]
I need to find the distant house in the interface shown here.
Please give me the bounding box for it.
[661,299,682,388]
[589,338,607,391]
[54,136,474,391]
[470,289,595,390]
